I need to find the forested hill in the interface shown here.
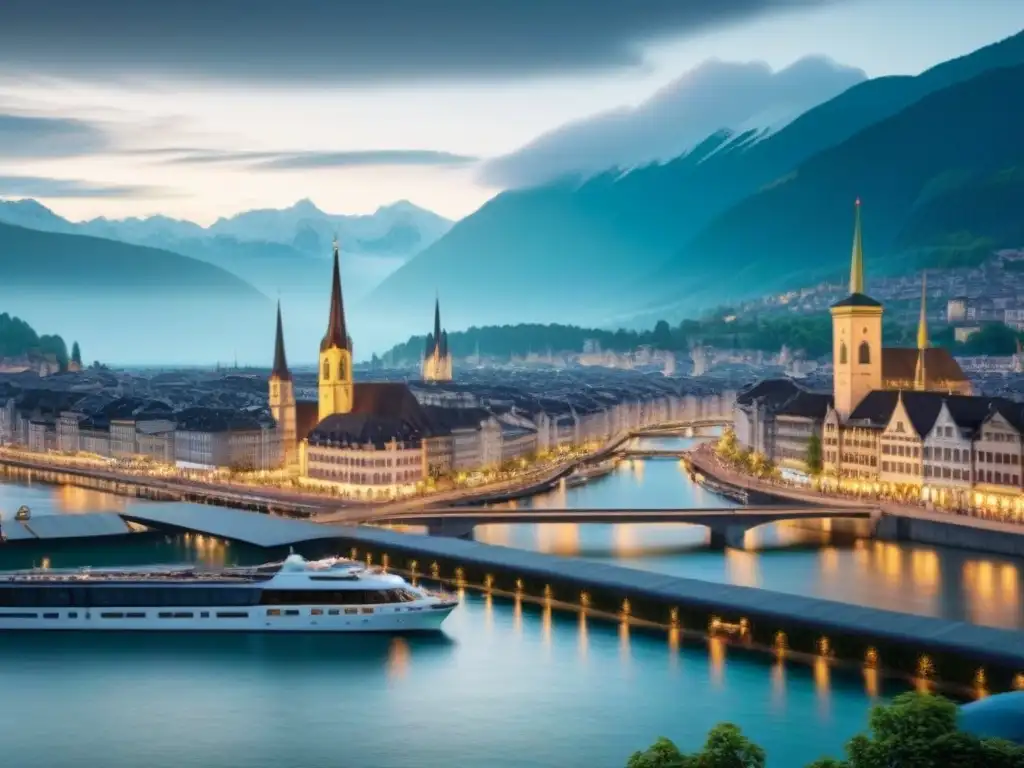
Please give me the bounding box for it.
[0,312,70,369]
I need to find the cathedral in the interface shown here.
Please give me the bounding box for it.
[268,240,452,498]
[421,296,453,382]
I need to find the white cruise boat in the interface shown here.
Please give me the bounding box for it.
[0,554,458,633]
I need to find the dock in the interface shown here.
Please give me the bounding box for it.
[109,503,1024,693]
[1,513,133,543]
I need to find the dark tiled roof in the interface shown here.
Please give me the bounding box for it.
[831,292,883,308]
[882,348,967,384]
[175,407,265,433]
[735,378,802,408]
[775,390,833,419]
[296,401,319,442]
[421,405,490,433]
[848,390,1024,437]
[307,383,439,449]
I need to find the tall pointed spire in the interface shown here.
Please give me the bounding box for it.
[914,272,928,390]
[321,237,350,352]
[272,300,291,380]
[433,292,442,348]
[850,198,864,294]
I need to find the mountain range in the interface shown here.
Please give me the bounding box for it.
[367,29,1024,336]
[0,198,452,300]
[0,220,272,365]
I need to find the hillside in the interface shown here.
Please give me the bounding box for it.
[638,64,1024,315]
[367,29,1024,331]
[0,222,273,364]
[0,311,69,368]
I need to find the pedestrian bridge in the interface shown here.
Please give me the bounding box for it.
[358,505,879,549]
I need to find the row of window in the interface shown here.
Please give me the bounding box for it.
[837,341,871,365]
[977,451,1020,466]
[0,608,395,620]
[308,469,421,486]
[882,461,920,475]
[0,587,418,608]
[310,452,419,468]
[882,444,920,459]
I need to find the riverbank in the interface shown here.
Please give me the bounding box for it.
[688,445,1024,557]
[0,430,638,522]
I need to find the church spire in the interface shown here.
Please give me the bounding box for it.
[271,300,291,380]
[320,237,350,352]
[914,272,928,390]
[433,292,442,348]
[850,198,864,294]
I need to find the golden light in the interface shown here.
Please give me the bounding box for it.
[917,654,935,679]
[430,561,440,579]
[515,578,524,593]
[350,547,358,560]
[484,574,494,590]
[621,598,632,617]
[774,631,787,655]
[865,647,879,669]
[381,553,390,570]
[669,607,679,627]
[543,584,553,600]
[580,591,591,608]
[817,636,831,657]
[1014,673,1024,691]
[409,559,419,574]
[974,668,988,694]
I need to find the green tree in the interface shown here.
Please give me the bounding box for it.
[806,433,823,475]
[627,725,765,768]
[806,693,1024,768]
[71,341,82,366]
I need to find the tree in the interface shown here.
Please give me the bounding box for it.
[627,725,765,768]
[652,320,673,350]
[715,427,739,463]
[806,433,823,475]
[806,693,1024,768]
[71,341,82,366]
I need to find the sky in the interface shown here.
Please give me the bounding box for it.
[1,0,1023,225]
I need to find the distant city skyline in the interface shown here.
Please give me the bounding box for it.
[0,0,1022,224]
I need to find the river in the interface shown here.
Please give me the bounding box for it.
[0,436,1020,767]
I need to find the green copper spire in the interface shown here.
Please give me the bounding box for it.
[850,198,864,294]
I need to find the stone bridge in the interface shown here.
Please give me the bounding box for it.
[360,506,879,549]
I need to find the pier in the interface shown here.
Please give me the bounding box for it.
[108,503,1024,693]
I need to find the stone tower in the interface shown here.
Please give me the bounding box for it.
[318,239,354,421]
[268,301,297,467]
[830,199,883,420]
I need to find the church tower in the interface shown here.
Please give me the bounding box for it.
[268,301,297,467]
[318,239,354,421]
[422,294,453,382]
[830,199,883,420]
[914,273,928,391]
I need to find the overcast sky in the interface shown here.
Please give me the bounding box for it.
[1,0,1022,224]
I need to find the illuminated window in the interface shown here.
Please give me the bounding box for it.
[858,341,870,365]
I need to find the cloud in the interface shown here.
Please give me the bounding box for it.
[0,1,834,83]
[0,175,169,199]
[147,148,478,170]
[0,113,109,158]
[477,56,866,187]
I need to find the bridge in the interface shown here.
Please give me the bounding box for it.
[357,505,879,549]
[632,418,729,437]
[616,449,690,459]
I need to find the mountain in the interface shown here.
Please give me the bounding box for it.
[638,63,1024,315]
[367,30,1024,334]
[0,221,273,365]
[0,198,453,300]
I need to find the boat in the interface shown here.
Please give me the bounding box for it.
[14,506,30,521]
[566,460,617,488]
[0,554,458,633]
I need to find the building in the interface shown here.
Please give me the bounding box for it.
[421,296,453,382]
[736,200,1024,516]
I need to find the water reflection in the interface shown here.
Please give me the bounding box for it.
[387,637,410,681]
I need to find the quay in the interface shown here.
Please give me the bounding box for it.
[94,503,1024,693]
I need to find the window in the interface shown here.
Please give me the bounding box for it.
[322,360,330,380]
[101,612,124,619]
[43,613,59,619]
[858,341,870,365]
[216,612,248,619]
[266,609,281,616]
[839,342,848,365]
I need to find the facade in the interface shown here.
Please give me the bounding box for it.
[421,297,453,383]
[173,408,280,471]
[736,200,1024,517]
